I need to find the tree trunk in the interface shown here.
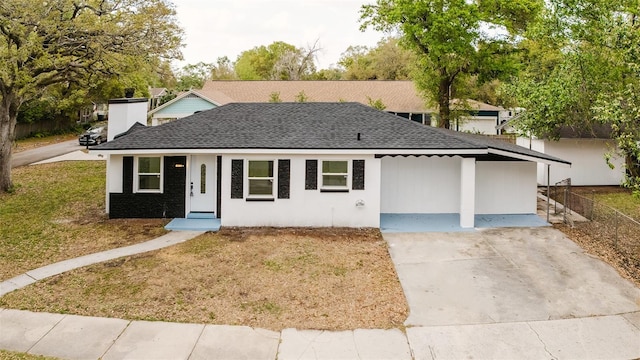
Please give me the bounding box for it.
[0,91,20,193]
[626,154,640,179]
[437,75,451,129]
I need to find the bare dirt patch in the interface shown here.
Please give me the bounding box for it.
[0,227,408,331]
[549,186,640,287]
[555,223,640,288]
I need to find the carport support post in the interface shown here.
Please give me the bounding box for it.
[460,157,476,228]
[547,164,550,223]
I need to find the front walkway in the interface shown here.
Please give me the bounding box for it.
[0,231,204,297]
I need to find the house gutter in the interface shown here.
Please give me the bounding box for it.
[488,148,571,167]
[91,148,488,157]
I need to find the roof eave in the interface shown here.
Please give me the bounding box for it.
[91,148,490,156]
[147,90,221,116]
[488,148,571,167]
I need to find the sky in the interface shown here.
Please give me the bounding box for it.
[170,0,388,70]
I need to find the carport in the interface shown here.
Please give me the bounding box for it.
[379,148,567,229]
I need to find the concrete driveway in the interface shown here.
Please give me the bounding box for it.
[384,227,640,359]
[384,227,640,326]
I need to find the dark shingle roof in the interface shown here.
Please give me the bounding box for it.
[113,122,146,139]
[95,102,568,164]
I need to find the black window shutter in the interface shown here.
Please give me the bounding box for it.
[231,159,243,199]
[352,160,365,190]
[123,156,133,194]
[216,156,222,217]
[305,160,317,190]
[278,159,290,199]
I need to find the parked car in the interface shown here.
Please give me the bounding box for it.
[79,126,107,146]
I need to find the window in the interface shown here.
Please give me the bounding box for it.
[136,156,162,192]
[200,164,206,194]
[322,160,348,189]
[248,160,274,197]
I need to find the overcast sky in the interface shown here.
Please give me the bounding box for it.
[170,0,387,70]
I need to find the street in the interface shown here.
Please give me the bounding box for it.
[10,140,82,168]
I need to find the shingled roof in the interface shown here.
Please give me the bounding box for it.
[95,102,568,165]
[200,80,503,113]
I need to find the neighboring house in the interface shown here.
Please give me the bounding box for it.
[93,102,568,229]
[516,125,625,186]
[148,87,168,110]
[147,89,223,126]
[148,81,506,134]
[448,99,504,134]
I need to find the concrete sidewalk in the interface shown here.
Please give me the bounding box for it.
[2,308,638,359]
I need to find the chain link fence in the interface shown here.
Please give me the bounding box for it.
[553,183,640,265]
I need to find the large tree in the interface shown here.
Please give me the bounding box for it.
[0,0,183,192]
[507,0,639,193]
[175,62,215,91]
[360,0,541,128]
[338,37,415,80]
[234,41,319,80]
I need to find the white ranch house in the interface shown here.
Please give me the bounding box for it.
[94,100,569,229]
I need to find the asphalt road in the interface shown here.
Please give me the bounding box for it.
[11,139,83,168]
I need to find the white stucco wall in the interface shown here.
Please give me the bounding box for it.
[380,156,462,213]
[517,137,624,186]
[221,154,381,227]
[456,116,498,135]
[475,161,537,214]
[105,155,124,214]
[107,101,147,141]
[107,155,124,193]
[381,156,537,216]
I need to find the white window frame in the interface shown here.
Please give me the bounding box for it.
[134,156,163,193]
[246,159,275,199]
[321,160,350,190]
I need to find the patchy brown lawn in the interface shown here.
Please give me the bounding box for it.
[1,162,168,280]
[0,227,408,331]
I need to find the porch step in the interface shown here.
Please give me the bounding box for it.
[187,212,215,219]
[165,217,221,232]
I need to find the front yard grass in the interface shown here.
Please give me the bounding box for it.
[1,161,408,330]
[1,162,168,280]
[0,350,58,360]
[569,186,640,220]
[0,227,408,331]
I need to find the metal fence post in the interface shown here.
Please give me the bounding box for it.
[547,165,551,223]
[614,210,619,249]
[563,187,568,224]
